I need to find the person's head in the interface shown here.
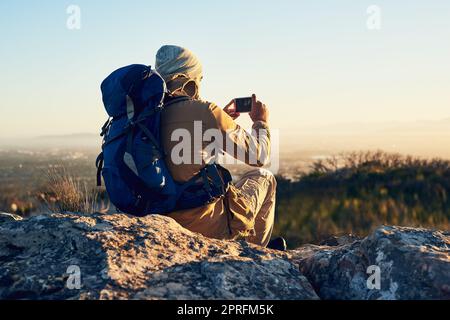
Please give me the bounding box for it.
[155,45,203,99]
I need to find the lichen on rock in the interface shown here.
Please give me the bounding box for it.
[294,226,450,300]
[1,212,449,300]
[0,212,318,300]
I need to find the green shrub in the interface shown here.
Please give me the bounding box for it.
[273,151,450,248]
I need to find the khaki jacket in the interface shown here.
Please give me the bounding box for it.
[161,96,271,240]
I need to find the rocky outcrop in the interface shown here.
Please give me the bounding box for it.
[294,226,450,300]
[0,212,23,223]
[0,212,449,300]
[0,212,318,300]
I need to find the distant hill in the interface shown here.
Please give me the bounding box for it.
[37,133,98,140]
[0,133,101,149]
[35,133,100,147]
[1,117,449,158]
[282,117,450,159]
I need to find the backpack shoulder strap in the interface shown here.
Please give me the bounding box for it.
[164,95,192,108]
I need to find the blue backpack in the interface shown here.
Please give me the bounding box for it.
[96,64,232,217]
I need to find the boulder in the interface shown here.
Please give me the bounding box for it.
[0,212,318,300]
[294,226,450,300]
[0,212,23,223]
[1,212,449,300]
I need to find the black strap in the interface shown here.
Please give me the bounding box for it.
[100,118,112,137]
[103,95,187,149]
[136,106,158,122]
[201,169,213,196]
[96,152,104,186]
[173,164,231,205]
[102,107,160,149]
[126,127,134,156]
[175,167,205,196]
[164,96,191,108]
[137,122,161,151]
[210,165,228,193]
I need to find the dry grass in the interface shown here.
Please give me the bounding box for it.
[45,167,109,214]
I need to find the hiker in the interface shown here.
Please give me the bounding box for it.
[155,45,284,250]
[98,45,286,250]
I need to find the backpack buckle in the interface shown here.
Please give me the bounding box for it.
[124,120,137,131]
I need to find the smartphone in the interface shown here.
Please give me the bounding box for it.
[234,97,253,113]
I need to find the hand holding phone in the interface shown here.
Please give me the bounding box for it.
[249,94,269,123]
[224,94,269,123]
[223,100,241,120]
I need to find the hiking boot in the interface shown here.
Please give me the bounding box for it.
[267,237,287,251]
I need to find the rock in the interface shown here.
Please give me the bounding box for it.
[294,226,450,300]
[0,212,318,300]
[0,212,23,223]
[319,234,361,246]
[1,212,449,300]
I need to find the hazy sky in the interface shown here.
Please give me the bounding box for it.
[1,0,449,139]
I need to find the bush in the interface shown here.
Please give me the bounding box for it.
[273,151,450,248]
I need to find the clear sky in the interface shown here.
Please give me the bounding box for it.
[1,0,449,139]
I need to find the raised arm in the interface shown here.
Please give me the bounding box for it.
[204,95,271,167]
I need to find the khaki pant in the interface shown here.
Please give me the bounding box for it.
[168,168,277,247]
[233,168,277,247]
